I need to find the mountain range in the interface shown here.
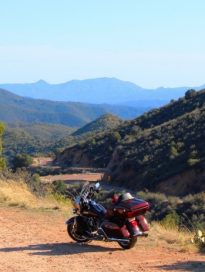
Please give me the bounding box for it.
[1,77,204,107]
[0,88,145,127]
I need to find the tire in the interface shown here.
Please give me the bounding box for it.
[118,236,137,249]
[67,221,90,243]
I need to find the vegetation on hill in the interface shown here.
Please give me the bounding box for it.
[56,89,205,196]
[107,105,205,194]
[3,122,75,162]
[12,154,33,170]
[73,114,122,136]
[3,116,123,164]
[0,170,69,210]
[0,123,6,169]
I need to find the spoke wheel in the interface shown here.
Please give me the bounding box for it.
[67,222,90,243]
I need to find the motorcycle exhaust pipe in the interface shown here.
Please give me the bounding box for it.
[107,237,130,243]
[135,232,149,237]
[141,232,148,237]
[107,233,148,242]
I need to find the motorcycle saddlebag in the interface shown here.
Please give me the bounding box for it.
[114,198,149,218]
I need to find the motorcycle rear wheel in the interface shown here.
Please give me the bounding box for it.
[118,236,137,249]
[67,222,90,243]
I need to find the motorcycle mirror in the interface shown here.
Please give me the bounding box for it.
[95,182,100,190]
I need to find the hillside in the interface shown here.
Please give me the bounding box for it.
[56,89,205,195]
[73,114,122,136]
[0,88,145,127]
[1,77,205,105]
[3,123,75,160]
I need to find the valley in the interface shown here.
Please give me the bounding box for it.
[0,86,205,272]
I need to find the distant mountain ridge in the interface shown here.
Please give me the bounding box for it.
[0,88,145,127]
[1,77,204,106]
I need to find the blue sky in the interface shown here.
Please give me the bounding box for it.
[0,0,205,87]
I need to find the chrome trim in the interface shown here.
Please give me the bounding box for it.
[107,237,130,243]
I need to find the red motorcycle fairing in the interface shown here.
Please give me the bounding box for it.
[101,221,130,239]
[105,197,150,237]
[136,215,150,232]
[112,198,150,219]
[101,218,144,239]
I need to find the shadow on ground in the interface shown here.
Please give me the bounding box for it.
[0,242,120,256]
[156,261,205,272]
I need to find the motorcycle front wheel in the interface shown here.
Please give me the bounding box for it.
[67,221,90,243]
[118,236,137,249]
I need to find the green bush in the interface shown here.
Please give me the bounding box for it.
[12,154,33,170]
[0,157,6,170]
[187,158,200,166]
[160,211,180,229]
[52,180,67,195]
[185,89,196,99]
[0,122,6,170]
[27,173,46,197]
[192,230,205,251]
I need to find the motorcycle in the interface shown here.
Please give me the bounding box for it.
[66,182,150,249]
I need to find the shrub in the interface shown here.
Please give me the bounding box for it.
[111,132,121,142]
[192,229,205,251]
[185,89,196,99]
[12,154,33,170]
[187,158,200,166]
[0,157,6,170]
[0,122,6,170]
[27,173,46,197]
[160,211,180,229]
[52,180,67,195]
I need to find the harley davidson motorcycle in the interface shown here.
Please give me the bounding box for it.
[66,182,150,249]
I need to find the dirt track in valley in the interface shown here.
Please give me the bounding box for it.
[40,173,103,184]
[0,206,204,272]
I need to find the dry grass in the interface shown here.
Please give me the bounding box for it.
[140,222,197,252]
[0,180,71,213]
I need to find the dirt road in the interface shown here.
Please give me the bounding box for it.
[0,207,204,272]
[40,173,103,184]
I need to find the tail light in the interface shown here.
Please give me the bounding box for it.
[128,217,138,227]
[112,194,119,203]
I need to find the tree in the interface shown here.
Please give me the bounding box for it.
[185,89,196,99]
[12,153,33,170]
[169,141,179,159]
[0,122,6,169]
[110,132,121,142]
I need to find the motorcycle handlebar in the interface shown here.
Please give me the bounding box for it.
[79,182,100,201]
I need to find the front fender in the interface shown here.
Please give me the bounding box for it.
[65,216,76,225]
